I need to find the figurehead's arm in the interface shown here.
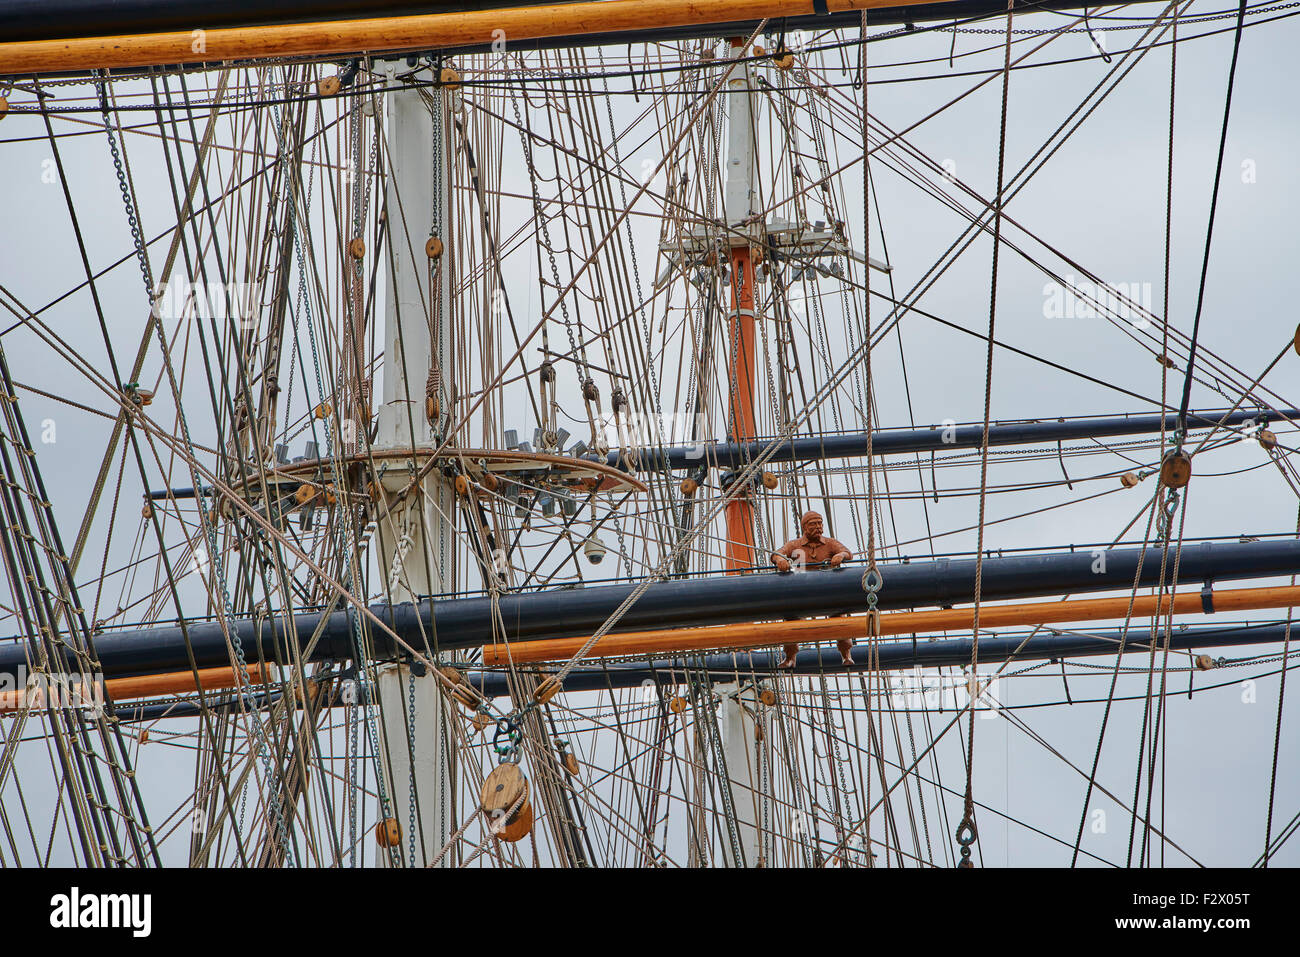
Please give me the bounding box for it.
[826,538,853,567]
[772,539,800,572]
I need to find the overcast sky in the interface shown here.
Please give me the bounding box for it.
[1,2,1297,866]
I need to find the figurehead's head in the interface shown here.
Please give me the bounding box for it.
[801,510,824,542]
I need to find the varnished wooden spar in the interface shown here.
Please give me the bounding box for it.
[481,583,1300,665]
[0,664,272,713]
[12,584,1292,702]
[0,0,944,75]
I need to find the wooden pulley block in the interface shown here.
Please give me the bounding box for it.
[347,237,365,260]
[535,674,562,705]
[324,485,338,506]
[865,607,882,637]
[1159,450,1192,490]
[754,721,765,742]
[450,685,481,710]
[1258,428,1278,450]
[668,695,687,714]
[375,817,401,848]
[135,388,154,407]
[139,729,149,745]
[1120,472,1139,488]
[314,401,332,420]
[141,503,153,519]
[1156,353,1177,370]
[440,67,462,90]
[294,484,316,506]
[426,395,439,421]
[772,51,795,70]
[471,711,491,732]
[1294,323,1300,357]
[680,476,698,496]
[480,472,500,492]
[317,75,341,97]
[454,474,470,496]
[1195,654,1215,671]
[425,236,444,259]
[439,666,482,710]
[761,471,778,490]
[562,751,580,776]
[498,798,534,843]
[294,678,319,705]
[0,96,8,118]
[759,687,777,707]
[481,763,532,842]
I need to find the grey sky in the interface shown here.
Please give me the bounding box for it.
[0,2,1296,866]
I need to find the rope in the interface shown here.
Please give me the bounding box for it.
[1261,503,1299,866]
[955,0,1015,871]
[1175,0,1249,439]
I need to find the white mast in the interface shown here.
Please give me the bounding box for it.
[372,62,455,868]
[717,42,763,868]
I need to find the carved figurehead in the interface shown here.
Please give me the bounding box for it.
[772,511,852,572]
[770,511,855,669]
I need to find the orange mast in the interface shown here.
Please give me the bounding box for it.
[724,246,759,571]
[723,38,760,574]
